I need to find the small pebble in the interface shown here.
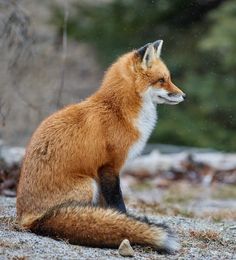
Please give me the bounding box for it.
[118,239,134,257]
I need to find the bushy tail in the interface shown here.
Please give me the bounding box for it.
[30,200,179,253]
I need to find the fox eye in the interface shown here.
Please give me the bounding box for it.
[151,78,165,85]
[158,78,165,84]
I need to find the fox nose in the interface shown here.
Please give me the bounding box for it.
[182,93,186,100]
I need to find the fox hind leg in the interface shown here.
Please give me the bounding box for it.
[69,177,100,205]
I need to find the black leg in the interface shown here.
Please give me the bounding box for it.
[98,166,126,213]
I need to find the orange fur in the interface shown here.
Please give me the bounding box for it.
[17,43,183,253]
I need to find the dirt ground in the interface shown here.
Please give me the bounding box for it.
[1,184,235,260]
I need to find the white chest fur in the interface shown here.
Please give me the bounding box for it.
[127,88,157,161]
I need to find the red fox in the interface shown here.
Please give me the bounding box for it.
[17,40,185,253]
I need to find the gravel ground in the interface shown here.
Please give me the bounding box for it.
[0,196,235,260]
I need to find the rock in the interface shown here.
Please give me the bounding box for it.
[118,239,134,257]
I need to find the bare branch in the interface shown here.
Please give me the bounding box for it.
[12,80,40,113]
[0,0,40,116]
[56,0,69,108]
[0,0,33,70]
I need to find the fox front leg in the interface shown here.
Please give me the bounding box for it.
[98,166,126,213]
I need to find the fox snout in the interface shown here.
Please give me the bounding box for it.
[161,82,186,104]
[166,81,185,98]
[150,87,186,105]
[167,92,186,100]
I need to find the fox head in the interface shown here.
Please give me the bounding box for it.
[133,40,186,105]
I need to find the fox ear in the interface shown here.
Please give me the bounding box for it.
[153,40,163,58]
[137,43,155,69]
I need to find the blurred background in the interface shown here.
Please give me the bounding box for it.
[0,0,235,151]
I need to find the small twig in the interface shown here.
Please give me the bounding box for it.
[0,98,10,127]
[13,84,39,112]
[56,0,69,108]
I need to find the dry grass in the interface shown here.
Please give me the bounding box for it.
[12,257,28,260]
[162,182,207,204]
[0,240,14,248]
[128,200,195,218]
[189,229,221,243]
[202,209,236,222]
[0,216,15,228]
[0,239,21,250]
[131,181,236,203]
[1,217,17,229]
[212,185,236,199]
[129,199,236,222]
